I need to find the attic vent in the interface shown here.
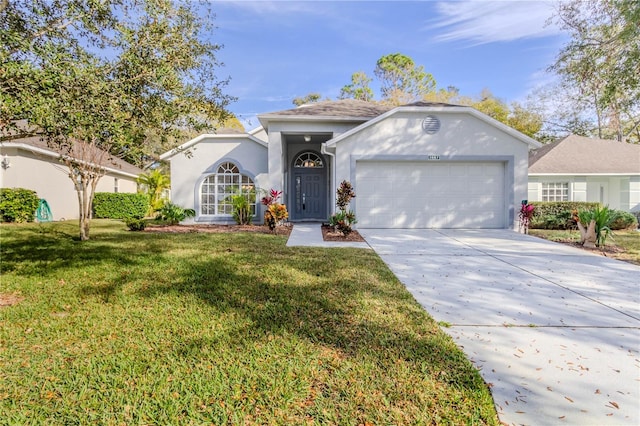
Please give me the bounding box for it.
[421,115,440,135]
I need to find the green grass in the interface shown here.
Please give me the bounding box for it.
[529,228,640,265]
[0,220,497,425]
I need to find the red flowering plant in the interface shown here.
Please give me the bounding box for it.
[261,189,288,231]
[329,180,357,236]
[518,201,535,234]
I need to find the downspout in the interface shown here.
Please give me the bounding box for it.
[321,142,336,216]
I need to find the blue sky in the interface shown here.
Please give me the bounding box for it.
[212,1,567,129]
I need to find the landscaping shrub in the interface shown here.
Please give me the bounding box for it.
[530,201,600,229]
[93,192,149,219]
[155,202,195,225]
[261,189,288,231]
[0,188,40,223]
[329,180,357,236]
[609,210,638,230]
[230,190,255,225]
[577,205,614,247]
[124,218,147,231]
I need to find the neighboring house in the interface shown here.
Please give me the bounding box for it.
[528,134,640,212]
[161,100,540,229]
[0,135,143,220]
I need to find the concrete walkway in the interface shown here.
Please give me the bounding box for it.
[286,222,371,249]
[359,229,640,426]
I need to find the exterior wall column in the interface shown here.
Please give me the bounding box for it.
[268,131,284,191]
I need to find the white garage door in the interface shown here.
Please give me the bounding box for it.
[356,161,506,228]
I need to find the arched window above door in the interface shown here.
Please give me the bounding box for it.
[294,151,324,168]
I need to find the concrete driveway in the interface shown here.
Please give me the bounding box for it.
[359,229,640,425]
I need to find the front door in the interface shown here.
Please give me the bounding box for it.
[291,151,327,220]
[293,171,326,220]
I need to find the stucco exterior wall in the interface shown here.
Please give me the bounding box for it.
[0,147,138,220]
[332,110,530,227]
[528,175,640,212]
[168,136,268,223]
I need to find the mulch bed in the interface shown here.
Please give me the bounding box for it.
[144,223,366,242]
[321,225,366,242]
[144,224,292,236]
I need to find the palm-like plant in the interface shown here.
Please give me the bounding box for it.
[137,169,170,216]
[577,205,614,247]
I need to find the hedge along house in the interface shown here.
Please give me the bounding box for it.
[162,100,541,229]
[0,135,143,221]
[528,134,640,212]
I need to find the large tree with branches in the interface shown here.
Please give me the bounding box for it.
[551,0,639,143]
[1,0,233,240]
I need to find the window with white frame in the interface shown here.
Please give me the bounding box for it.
[541,182,568,201]
[114,178,119,193]
[200,162,255,215]
[294,152,324,168]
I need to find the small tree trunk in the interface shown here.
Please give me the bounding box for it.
[578,219,597,248]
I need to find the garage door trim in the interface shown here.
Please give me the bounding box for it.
[350,154,515,228]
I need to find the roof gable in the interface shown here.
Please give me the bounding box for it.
[159,132,267,161]
[529,134,640,174]
[325,104,541,148]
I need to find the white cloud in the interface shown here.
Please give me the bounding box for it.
[432,0,562,44]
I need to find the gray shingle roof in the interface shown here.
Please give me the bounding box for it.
[529,134,640,174]
[260,99,392,119]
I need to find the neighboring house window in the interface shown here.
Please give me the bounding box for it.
[294,152,324,168]
[114,178,119,193]
[542,182,568,201]
[200,162,255,215]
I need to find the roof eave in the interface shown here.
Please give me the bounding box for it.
[258,114,373,129]
[2,141,141,178]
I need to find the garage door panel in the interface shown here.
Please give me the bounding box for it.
[356,161,506,229]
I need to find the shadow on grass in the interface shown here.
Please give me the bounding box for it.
[137,246,487,392]
[0,227,174,276]
[1,225,493,419]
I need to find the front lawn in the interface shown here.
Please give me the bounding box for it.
[529,229,640,265]
[0,220,497,424]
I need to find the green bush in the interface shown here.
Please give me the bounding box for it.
[530,201,600,229]
[609,210,638,230]
[93,193,149,219]
[577,205,614,247]
[125,218,147,231]
[0,188,40,223]
[155,203,195,225]
[230,191,255,225]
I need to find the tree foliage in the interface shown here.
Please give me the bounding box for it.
[339,71,374,102]
[292,93,323,107]
[374,53,436,105]
[136,169,170,216]
[0,0,233,239]
[551,0,640,142]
